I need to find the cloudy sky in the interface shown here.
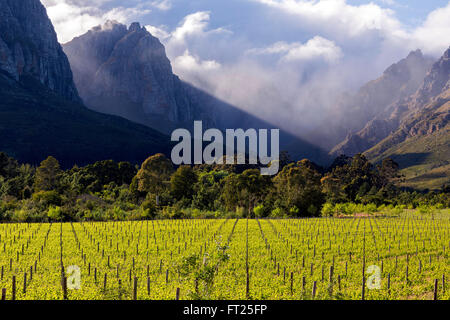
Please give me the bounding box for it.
[41,0,450,142]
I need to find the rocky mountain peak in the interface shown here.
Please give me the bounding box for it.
[415,46,450,104]
[63,21,204,130]
[129,22,143,32]
[0,0,81,103]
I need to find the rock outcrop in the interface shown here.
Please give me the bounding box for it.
[364,46,450,160]
[0,0,81,103]
[63,21,331,164]
[63,21,215,132]
[329,50,434,156]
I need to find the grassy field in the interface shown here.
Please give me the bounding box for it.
[366,125,450,190]
[0,212,448,300]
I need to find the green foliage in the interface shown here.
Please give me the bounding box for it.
[170,166,197,201]
[34,156,62,192]
[132,153,173,198]
[253,204,265,218]
[32,190,62,207]
[47,206,62,221]
[273,159,324,217]
[0,152,447,222]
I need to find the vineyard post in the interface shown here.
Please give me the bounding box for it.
[338,275,341,292]
[361,275,365,300]
[329,266,334,296]
[405,265,409,285]
[1,288,6,300]
[176,288,180,300]
[312,281,317,299]
[62,276,68,300]
[433,279,438,300]
[302,276,306,296]
[12,275,16,300]
[23,272,27,294]
[133,276,138,300]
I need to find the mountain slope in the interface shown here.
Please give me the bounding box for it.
[0,0,171,167]
[364,47,450,190]
[63,21,330,165]
[0,69,171,168]
[329,50,434,155]
[0,0,81,103]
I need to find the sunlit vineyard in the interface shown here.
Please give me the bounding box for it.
[0,211,448,300]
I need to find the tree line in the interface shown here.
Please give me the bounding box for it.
[0,152,448,222]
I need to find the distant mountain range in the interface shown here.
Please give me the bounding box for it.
[330,47,449,189]
[0,0,170,168]
[363,48,450,190]
[63,20,330,164]
[0,0,448,189]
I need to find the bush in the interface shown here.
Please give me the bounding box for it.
[253,204,265,218]
[270,207,284,218]
[47,206,62,221]
[33,190,62,207]
[321,203,335,217]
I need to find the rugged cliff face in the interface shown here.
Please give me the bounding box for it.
[329,50,434,155]
[365,47,450,155]
[0,1,172,167]
[63,21,215,132]
[64,21,331,164]
[0,0,81,103]
[360,47,450,189]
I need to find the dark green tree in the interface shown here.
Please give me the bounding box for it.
[170,166,198,201]
[34,156,62,192]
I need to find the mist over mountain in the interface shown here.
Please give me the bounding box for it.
[328,50,434,154]
[364,47,450,189]
[63,21,215,132]
[63,21,331,164]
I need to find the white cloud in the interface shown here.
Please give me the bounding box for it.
[248,36,343,63]
[170,11,231,46]
[150,0,172,11]
[173,50,221,73]
[252,0,450,56]
[150,11,232,78]
[42,0,152,43]
[252,0,403,38]
[145,24,171,40]
[40,0,450,144]
[412,3,450,56]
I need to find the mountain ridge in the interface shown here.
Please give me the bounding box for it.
[0,0,172,168]
[63,20,331,165]
[363,46,450,189]
[329,49,435,155]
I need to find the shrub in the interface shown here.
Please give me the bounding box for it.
[33,190,62,207]
[47,206,62,221]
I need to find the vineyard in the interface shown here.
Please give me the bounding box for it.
[0,212,448,300]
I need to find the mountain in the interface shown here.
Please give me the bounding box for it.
[0,0,81,103]
[329,50,434,155]
[0,0,170,167]
[364,47,450,190]
[63,21,330,165]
